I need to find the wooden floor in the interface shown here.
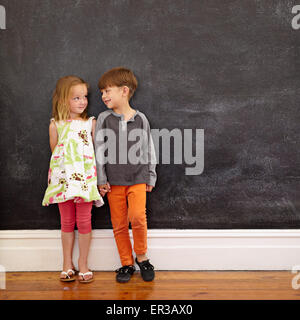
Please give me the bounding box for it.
[0,271,300,300]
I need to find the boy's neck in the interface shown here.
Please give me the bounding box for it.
[112,101,135,117]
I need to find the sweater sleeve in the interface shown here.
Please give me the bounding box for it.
[94,112,108,185]
[142,114,157,187]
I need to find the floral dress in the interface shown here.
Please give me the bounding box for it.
[42,117,104,207]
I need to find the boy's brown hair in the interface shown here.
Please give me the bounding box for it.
[98,67,138,100]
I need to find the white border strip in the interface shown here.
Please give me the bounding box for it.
[0,229,300,271]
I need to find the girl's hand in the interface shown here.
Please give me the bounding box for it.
[98,182,111,197]
[106,182,111,192]
[146,185,153,192]
[98,185,107,197]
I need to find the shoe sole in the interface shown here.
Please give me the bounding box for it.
[116,273,135,283]
[116,277,132,283]
[138,272,155,282]
[79,279,94,283]
[60,277,75,282]
[141,276,155,282]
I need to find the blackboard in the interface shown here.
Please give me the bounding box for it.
[0,0,299,229]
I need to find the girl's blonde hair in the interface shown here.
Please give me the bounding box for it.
[52,75,89,121]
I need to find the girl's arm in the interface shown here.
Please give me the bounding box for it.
[91,119,97,144]
[49,121,58,153]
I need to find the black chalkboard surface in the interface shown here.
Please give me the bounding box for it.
[0,0,299,229]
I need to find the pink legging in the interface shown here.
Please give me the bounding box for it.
[58,200,93,234]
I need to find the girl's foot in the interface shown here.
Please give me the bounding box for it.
[60,263,76,280]
[60,269,76,282]
[78,258,93,282]
[78,271,94,283]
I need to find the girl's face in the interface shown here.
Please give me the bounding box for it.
[68,84,88,118]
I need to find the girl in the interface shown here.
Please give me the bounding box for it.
[42,76,104,283]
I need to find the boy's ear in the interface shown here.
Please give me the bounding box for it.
[122,86,130,98]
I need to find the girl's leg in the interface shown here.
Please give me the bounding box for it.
[61,231,75,270]
[76,201,93,280]
[58,200,76,278]
[78,232,92,279]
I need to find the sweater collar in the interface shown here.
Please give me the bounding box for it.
[110,109,139,122]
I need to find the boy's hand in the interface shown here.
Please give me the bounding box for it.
[98,182,111,197]
[146,185,154,192]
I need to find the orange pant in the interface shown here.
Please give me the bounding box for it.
[107,183,147,266]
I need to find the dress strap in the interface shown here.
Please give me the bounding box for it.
[88,116,95,128]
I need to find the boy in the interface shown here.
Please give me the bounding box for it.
[94,67,157,283]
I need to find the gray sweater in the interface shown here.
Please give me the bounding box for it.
[94,109,157,187]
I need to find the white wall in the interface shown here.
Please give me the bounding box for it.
[0,229,300,271]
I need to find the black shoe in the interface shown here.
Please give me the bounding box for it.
[115,265,135,283]
[135,258,155,282]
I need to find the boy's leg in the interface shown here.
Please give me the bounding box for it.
[107,185,134,266]
[76,201,93,281]
[127,184,155,281]
[126,184,147,260]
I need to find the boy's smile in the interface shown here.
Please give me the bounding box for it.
[101,86,127,110]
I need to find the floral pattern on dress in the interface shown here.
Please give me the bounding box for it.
[42,117,104,207]
[78,130,89,146]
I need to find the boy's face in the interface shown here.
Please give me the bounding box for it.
[100,86,128,109]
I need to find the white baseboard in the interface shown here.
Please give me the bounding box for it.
[0,229,300,271]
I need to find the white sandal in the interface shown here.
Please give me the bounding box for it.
[60,269,76,282]
[78,271,94,283]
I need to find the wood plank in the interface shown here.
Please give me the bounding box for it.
[0,271,299,300]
